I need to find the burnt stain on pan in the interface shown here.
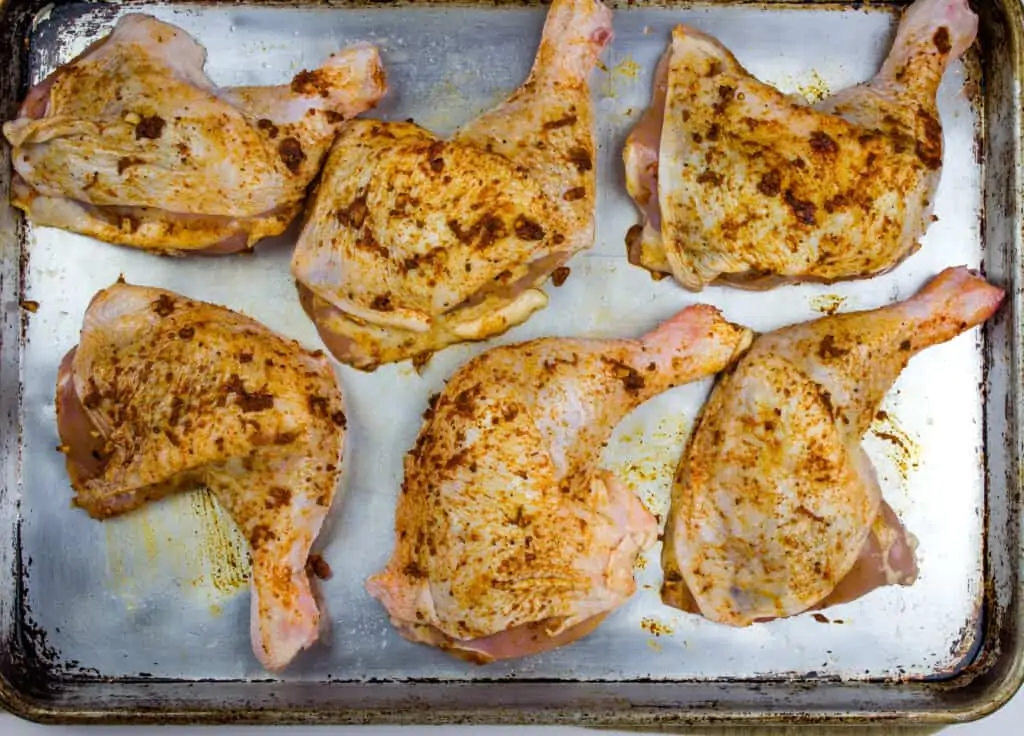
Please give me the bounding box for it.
[0,526,63,699]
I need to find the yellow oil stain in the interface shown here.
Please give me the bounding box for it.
[188,489,250,595]
[611,55,641,80]
[607,415,690,519]
[141,514,160,561]
[599,54,641,100]
[103,488,250,602]
[617,427,643,446]
[416,78,468,132]
[209,604,223,618]
[633,554,648,570]
[647,638,662,652]
[809,293,847,316]
[870,410,922,480]
[652,415,690,447]
[640,616,674,637]
[105,511,161,590]
[417,68,506,134]
[795,70,831,105]
[104,526,128,589]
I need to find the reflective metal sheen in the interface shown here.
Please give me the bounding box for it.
[0,0,1020,726]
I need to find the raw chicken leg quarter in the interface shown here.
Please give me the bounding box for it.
[2,14,386,253]
[56,283,346,671]
[292,0,612,371]
[624,0,978,290]
[663,267,1004,625]
[368,305,752,662]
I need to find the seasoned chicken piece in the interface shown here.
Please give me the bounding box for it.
[56,283,346,671]
[292,0,612,370]
[623,0,977,290]
[367,305,752,661]
[663,267,1003,624]
[3,14,386,254]
[664,499,921,620]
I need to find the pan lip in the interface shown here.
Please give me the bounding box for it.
[0,0,1022,725]
[1,670,1024,726]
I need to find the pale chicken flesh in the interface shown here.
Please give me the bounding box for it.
[3,14,386,254]
[623,0,978,290]
[56,283,346,671]
[291,0,612,371]
[663,267,1003,624]
[367,305,752,662]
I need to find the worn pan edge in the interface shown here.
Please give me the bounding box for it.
[0,0,1021,725]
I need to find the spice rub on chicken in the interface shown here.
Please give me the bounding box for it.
[56,282,346,671]
[367,304,752,662]
[2,14,386,254]
[291,0,613,371]
[623,0,978,290]
[663,267,1003,624]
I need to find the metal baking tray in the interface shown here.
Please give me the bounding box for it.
[0,0,1021,726]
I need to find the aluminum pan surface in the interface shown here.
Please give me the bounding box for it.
[11,0,988,686]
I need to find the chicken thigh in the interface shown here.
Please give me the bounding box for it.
[624,0,977,290]
[367,305,752,662]
[3,14,386,254]
[663,267,1003,625]
[292,0,612,371]
[56,282,346,671]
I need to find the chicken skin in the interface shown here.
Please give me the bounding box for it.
[367,305,752,662]
[624,0,977,290]
[663,267,1003,625]
[56,283,346,671]
[292,0,612,371]
[3,14,386,254]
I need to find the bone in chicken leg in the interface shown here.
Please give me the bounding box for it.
[3,14,386,254]
[292,0,612,371]
[663,267,1004,625]
[367,305,752,662]
[56,283,346,671]
[624,0,978,290]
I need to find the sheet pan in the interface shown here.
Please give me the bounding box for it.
[0,0,1021,725]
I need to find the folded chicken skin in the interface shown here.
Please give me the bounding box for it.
[624,0,978,290]
[3,14,386,254]
[56,282,346,671]
[368,304,752,661]
[292,0,612,370]
[663,267,1003,624]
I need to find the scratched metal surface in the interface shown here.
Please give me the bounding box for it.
[0,0,1020,726]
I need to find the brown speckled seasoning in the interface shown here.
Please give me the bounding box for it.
[366,303,751,662]
[623,9,969,289]
[2,14,386,254]
[662,268,1001,626]
[290,0,609,371]
[54,282,346,672]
